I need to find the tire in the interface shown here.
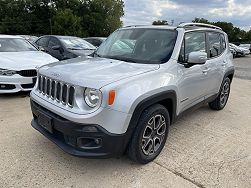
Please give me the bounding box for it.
[127,104,170,164]
[209,77,231,110]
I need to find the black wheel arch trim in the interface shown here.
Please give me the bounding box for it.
[121,90,177,154]
[224,68,235,82]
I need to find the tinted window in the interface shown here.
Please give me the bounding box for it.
[208,32,221,58]
[92,39,102,47]
[48,37,61,48]
[220,34,226,53]
[179,32,206,62]
[0,38,37,52]
[96,28,178,64]
[60,37,96,50]
[37,37,49,47]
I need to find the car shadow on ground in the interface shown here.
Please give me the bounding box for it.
[0,91,30,98]
[30,104,213,170]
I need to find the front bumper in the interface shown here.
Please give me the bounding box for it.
[30,100,127,158]
[0,74,36,93]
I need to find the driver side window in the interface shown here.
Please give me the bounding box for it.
[179,32,206,62]
[48,38,61,49]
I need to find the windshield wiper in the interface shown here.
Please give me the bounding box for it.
[67,48,83,50]
[68,48,95,50]
[93,51,102,57]
[106,56,138,63]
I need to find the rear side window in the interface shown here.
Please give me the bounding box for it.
[179,32,206,62]
[208,32,221,58]
[220,34,226,53]
[92,39,102,47]
[36,37,49,47]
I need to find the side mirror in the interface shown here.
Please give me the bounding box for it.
[38,46,45,51]
[51,45,61,50]
[187,51,207,64]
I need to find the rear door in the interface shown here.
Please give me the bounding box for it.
[204,32,226,97]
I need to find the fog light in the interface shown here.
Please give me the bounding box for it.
[77,137,102,149]
[82,126,98,132]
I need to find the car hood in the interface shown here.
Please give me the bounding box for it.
[0,51,58,70]
[69,49,96,56]
[39,57,160,89]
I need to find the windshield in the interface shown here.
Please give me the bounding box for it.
[0,38,37,52]
[60,37,96,50]
[96,28,177,64]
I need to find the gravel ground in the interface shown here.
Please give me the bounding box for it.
[0,57,251,188]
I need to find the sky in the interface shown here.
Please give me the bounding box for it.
[121,0,251,31]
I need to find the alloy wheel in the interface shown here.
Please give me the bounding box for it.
[220,81,230,106]
[141,114,166,156]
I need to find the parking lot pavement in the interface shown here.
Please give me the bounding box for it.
[234,55,251,80]
[0,58,251,188]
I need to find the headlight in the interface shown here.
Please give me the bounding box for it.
[0,69,17,76]
[84,88,101,108]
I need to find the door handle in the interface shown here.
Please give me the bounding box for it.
[222,61,228,66]
[202,68,210,73]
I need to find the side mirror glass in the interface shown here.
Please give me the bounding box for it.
[187,51,207,64]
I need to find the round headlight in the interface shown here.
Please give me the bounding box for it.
[84,88,101,108]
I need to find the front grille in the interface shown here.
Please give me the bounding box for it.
[18,69,37,77]
[37,75,75,107]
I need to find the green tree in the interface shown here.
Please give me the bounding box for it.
[192,17,250,42]
[52,9,84,36]
[192,17,210,24]
[0,0,124,37]
[152,20,169,25]
[80,0,124,37]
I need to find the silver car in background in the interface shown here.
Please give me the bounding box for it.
[229,43,250,56]
[239,43,251,53]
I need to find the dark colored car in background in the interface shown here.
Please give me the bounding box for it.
[83,37,106,47]
[34,35,96,60]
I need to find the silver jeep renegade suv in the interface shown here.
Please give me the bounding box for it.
[30,23,234,164]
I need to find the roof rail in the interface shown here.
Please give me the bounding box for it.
[178,23,222,30]
[123,25,148,28]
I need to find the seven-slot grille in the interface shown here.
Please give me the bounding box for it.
[18,69,37,77]
[37,75,75,107]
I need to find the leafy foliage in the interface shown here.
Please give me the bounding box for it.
[0,0,124,37]
[192,17,251,42]
[152,20,169,25]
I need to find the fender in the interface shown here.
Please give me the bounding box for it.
[120,90,177,154]
[223,68,235,82]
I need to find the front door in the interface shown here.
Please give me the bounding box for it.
[177,31,209,113]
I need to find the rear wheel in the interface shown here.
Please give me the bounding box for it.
[127,104,170,164]
[209,77,231,110]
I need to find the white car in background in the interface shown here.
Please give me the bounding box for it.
[229,43,250,56]
[0,35,58,93]
[239,43,251,52]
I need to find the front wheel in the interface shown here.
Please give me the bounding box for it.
[127,104,170,164]
[209,77,231,110]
